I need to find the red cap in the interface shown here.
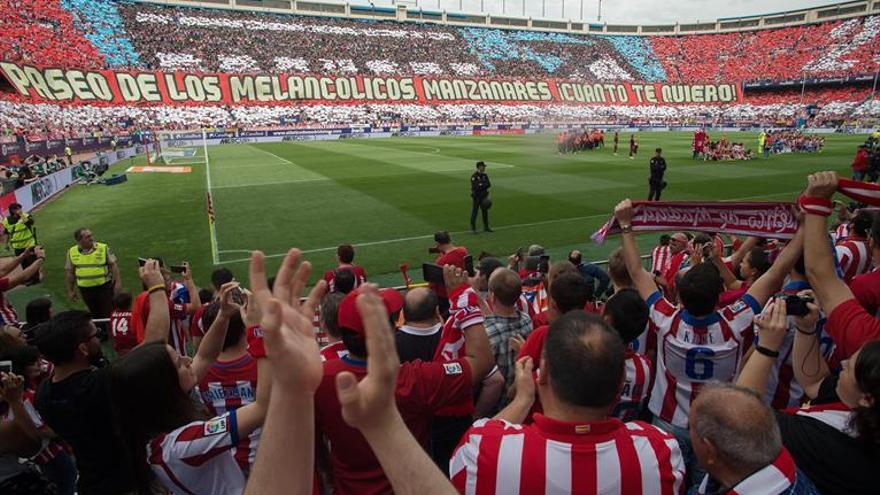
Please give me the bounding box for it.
[337,288,404,336]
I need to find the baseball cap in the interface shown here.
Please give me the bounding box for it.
[337,288,405,336]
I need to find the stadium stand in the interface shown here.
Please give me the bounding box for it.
[0,0,879,133]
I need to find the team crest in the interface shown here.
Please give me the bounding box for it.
[443,362,463,375]
[204,416,229,436]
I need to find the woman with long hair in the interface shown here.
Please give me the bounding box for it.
[737,296,880,495]
[110,283,268,494]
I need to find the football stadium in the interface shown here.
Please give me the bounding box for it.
[0,1,879,494]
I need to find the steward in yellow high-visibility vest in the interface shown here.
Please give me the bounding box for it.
[1,203,40,285]
[66,228,121,326]
[2,203,35,252]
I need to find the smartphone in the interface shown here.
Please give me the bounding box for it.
[464,255,475,277]
[137,257,148,267]
[230,287,244,305]
[0,360,11,373]
[422,262,445,284]
[170,264,188,274]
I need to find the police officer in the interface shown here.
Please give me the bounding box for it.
[2,203,39,284]
[470,161,492,233]
[66,228,121,331]
[648,148,667,201]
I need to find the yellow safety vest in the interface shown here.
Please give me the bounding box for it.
[2,215,35,250]
[69,243,111,288]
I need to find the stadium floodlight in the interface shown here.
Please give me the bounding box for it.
[153,129,209,166]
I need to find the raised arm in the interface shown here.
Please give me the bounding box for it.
[790,294,829,400]
[494,356,536,424]
[802,172,853,315]
[0,248,27,278]
[244,249,325,495]
[727,236,759,275]
[444,265,493,384]
[335,285,458,495]
[181,263,201,315]
[5,246,44,289]
[613,200,657,300]
[109,250,122,292]
[190,283,239,382]
[746,227,803,307]
[140,260,171,345]
[736,298,788,396]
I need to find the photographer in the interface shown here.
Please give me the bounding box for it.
[470,161,492,233]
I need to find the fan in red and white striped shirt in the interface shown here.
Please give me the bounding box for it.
[450,312,685,495]
[834,210,874,283]
[195,303,261,474]
[651,238,673,275]
[691,384,816,495]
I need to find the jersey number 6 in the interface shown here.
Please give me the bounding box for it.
[685,347,715,380]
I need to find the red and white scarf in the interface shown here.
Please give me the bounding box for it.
[592,201,799,244]
[592,180,880,244]
[697,448,797,495]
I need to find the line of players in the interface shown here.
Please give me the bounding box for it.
[557,129,642,159]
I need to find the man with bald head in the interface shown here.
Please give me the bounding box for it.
[690,384,819,495]
[396,287,443,363]
[451,312,685,493]
[484,268,532,395]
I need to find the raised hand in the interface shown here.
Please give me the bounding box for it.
[249,249,327,392]
[754,297,788,352]
[336,284,400,433]
[217,282,243,319]
[442,264,468,291]
[0,372,24,404]
[139,259,165,289]
[793,290,821,334]
[614,199,635,224]
[805,171,838,200]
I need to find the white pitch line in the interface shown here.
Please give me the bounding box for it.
[245,144,296,165]
[214,186,804,265]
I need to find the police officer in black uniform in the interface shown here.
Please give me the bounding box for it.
[470,161,492,233]
[648,148,667,201]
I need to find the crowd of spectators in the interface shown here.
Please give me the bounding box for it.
[0,171,877,495]
[0,2,879,133]
[2,92,878,139]
[2,0,879,84]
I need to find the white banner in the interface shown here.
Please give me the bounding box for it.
[15,167,79,213]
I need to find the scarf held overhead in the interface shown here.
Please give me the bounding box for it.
[591,201,800,244]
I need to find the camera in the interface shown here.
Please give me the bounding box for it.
[781,294,814,317]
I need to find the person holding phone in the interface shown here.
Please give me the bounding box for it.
[66,228,121,334]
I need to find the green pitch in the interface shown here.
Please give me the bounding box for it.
[16,131,861,312]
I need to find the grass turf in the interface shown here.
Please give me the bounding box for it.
[11,131,861,313]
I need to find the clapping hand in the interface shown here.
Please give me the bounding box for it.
[249,249,327,392]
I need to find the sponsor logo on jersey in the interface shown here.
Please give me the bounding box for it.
[204,416,229,436]
[443,362,463,375]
